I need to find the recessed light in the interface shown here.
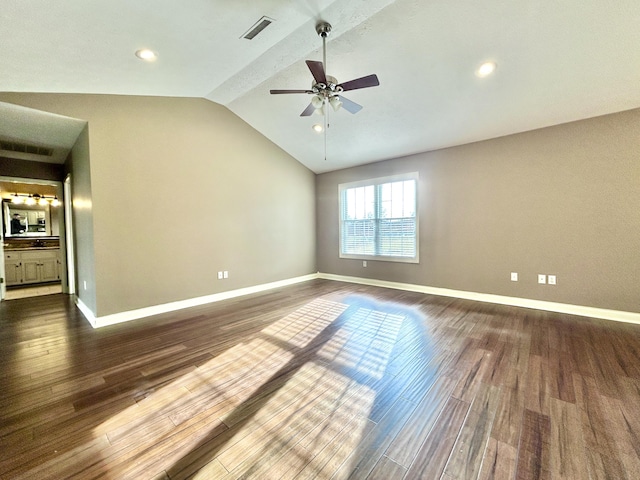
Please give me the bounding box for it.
[476,61,497,77]
[135,49,157,61]
[312,124,323,133]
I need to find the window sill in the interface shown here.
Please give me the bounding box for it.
[339,254,419,264]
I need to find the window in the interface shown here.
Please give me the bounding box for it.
[339,173,418,262]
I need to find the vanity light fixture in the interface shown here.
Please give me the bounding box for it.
[135,49,157,61]
[10,193,62,207]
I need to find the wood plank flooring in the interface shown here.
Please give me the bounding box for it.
[1,279,640,479]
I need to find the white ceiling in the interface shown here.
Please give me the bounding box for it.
[1,0,639,173]
[0,103,86,164]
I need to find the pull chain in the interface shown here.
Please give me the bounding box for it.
[324,106,328,161]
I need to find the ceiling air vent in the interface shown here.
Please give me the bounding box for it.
[242,16,274,40]
[0,140,53,157]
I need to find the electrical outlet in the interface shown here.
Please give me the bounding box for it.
[223,271,229,279]
[363,261,367,267]
[217,271,223,280]
[84,281,87,290]
[511,272,518,281]
[548,275,556,285]
[538,274,546,284]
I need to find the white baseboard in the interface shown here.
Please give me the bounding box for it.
[79,274,319,329]
[75,297,97,327]
[75,271,640,329]
[317,273,640,325]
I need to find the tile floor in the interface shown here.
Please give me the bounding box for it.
[4,283,62,300]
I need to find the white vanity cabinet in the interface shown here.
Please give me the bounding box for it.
[4,252,23,285]
[4,249,60,286]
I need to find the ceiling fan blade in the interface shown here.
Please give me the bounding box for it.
[270,89,314,94]
[300,103,316,117]
[337,74,380,92]
[306,60,327,85]
[338,96,363,114]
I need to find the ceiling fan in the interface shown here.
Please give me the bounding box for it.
[270,22,380,117]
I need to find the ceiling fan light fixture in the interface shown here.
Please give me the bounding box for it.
[476,61,497,77]
[312,124,323,133]
[311,94,324,109]
[135,49,157,61]
[329,96,342,112]
[269,20,380,162]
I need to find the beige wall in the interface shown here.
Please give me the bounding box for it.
[4,92,637,316]
[317,108,640,313]
[65,126,97,312]
[0,93,316,317]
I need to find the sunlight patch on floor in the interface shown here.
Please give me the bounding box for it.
[84,299,349,477]
[72,297,409,478]
[316,307,405,381]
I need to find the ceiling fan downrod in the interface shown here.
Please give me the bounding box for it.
[315,22,332,73]
[315,23,333,162]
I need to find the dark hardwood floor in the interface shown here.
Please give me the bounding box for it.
[1,279,640,479]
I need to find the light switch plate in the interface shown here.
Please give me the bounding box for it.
[538,274,546,284]
[511,272,518,281]
[223,271,229,279]
[217,271,223,280]
[548,275,556,285]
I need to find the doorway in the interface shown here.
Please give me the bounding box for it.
[0,177,69,301]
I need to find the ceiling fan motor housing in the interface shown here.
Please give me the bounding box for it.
[312,75,342,98]
[315,22,332,37]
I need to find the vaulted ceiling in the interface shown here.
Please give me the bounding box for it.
[1,0,639,173]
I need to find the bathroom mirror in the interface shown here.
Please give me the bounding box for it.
[3,200,53,237]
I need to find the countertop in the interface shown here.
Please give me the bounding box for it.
[4,246,60,251]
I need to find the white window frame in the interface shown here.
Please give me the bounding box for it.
[339,172,419,264]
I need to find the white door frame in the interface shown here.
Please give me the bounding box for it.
[64,174,76,295]
[0,215,5,301]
